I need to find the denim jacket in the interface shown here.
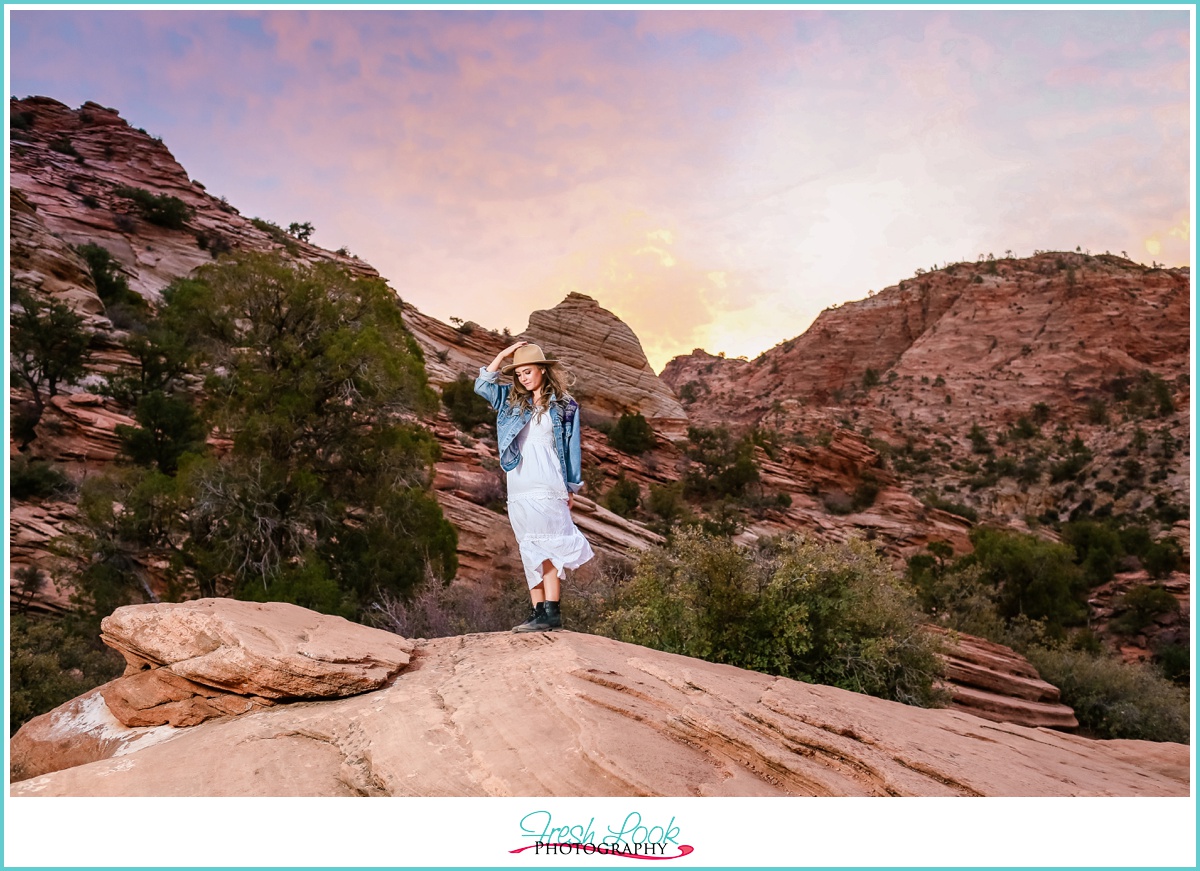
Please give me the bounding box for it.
[474,367,583,493]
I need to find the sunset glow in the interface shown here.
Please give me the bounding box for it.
[8,7,1192,370]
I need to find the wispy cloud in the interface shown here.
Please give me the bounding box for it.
[9,9,1190,370]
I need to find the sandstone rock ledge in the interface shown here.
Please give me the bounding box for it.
[11,619,1187,797]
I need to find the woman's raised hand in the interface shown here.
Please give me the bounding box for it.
[487,340,529,373]
[502,340,529,357]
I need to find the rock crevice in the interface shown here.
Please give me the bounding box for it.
[10,602,1188,796]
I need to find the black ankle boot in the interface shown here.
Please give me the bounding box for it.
[513,602,549,633]
[544,600,562,630]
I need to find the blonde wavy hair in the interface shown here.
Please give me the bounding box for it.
[507,362,576,417]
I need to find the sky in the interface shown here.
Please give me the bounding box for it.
[6,6,1193,372]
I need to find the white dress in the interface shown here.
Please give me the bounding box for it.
[507,410,594,589]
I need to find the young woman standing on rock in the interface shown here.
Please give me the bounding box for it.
[475,341,594,632]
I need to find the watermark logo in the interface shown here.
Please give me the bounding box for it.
[511,811,694,860]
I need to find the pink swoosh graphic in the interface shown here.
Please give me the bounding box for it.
[509,843,695,860]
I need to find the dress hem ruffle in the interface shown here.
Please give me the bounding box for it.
[518,534,594,589]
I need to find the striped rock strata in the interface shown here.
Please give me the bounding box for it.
[11,626,1187,797]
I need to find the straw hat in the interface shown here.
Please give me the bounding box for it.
[501,343,562,376]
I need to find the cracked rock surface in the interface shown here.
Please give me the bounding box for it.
[11,598,415,779]
[11,628,1187,797]
[99,598,414,700]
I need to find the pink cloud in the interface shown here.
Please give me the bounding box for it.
[9,9,1191,370]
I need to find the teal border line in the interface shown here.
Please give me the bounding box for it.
[1,1,1199,6]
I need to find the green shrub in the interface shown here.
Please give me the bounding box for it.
[9,614,125,735]
[1118,524,1153,558]
[646,482,692,535]
[683,426,759,500]
[741,489,793,516]
[49,137,80,157]
[1143,538,1184,578]
[968,423,992,453]
[1009,416,1038,440]
[63,252,453,619]
[852,478,880,511]
[1107,370,1176,419]
[967,527,1088,635]
[440,372,494,430]
[749,426,783,461]
[286,221,315,242]
[1050,451,1091,483]
[1061,520,1122,584]
[603,475,641,518]
[990,456,1018,479]
[678,381,701,404]
[195,230,233,258]
[1110,584,1179,635]
[1152,376,1175,416]
[100,325,193,406]
[239,550,353,618]
[822,490,854,515]
[599,531,947,707]
[608,412,657,455]
[1154,642,1190,685]
[922,495,978,523]
[1024,645,1189,743]
[10,456,72,500]
[965,470,999,490]
[912,560,1020,645]
[75,243,146,311]
[251,217,291,245]
[9,285,94,448]
[696,498,744,537]
[114,185,194,229]
[1068,626,1104,655]
[115,390,207,474]
[1153,495,1188,524]
[11,565,49,614]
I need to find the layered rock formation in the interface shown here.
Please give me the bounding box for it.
[10,188,107,327]
[10,97,378,306]
[8,500,77,614]
[8,96,1190,746]
[11,599,414,781]
[660,253,1191,640]
[399,301,510,391]
[10,601,1187,797]
[8,96,384,605]
[404,291,688,584]
[733,430,975,559]
[930,627,1078,729]
[8,97,678,612]
[661,255,1190,525]
[402,293,687,433]
[1087,569,1191,665]
[663,254,1189,432]
[525,293,688,433]
[100,599,414,702]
